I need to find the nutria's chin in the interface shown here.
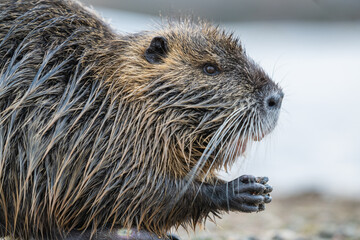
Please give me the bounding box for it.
[0,0,283,239]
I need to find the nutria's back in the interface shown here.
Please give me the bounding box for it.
[0,0,283,239]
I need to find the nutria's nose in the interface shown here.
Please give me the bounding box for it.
[265,91,284,110]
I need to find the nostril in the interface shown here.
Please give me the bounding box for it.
[267,97,277,108]
[265,92,283,110]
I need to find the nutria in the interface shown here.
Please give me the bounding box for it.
[0,0,283,239]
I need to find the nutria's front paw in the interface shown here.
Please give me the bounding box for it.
[218,175,272,213]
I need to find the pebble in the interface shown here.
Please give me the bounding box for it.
[318,230,335,238]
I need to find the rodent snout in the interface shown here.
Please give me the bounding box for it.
[264,90,284,111]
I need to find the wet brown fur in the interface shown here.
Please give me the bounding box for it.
[0,0,282,239]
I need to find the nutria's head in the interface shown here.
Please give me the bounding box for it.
[110,21,283,181]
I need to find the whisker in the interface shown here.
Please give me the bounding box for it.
[179,106,249,201]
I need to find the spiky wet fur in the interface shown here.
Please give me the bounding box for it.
[0,0,282,239]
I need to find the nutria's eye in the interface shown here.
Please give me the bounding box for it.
[203,64,220,76]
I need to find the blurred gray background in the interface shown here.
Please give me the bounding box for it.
[81,0,360,22]
[80,0,360,198]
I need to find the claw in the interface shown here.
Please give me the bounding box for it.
[258,203,265,211]
[264,184,273,194]
[264,194,272,203]
[256,176,269,184]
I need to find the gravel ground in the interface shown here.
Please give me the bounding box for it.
[0,193,358,240]
[175,193,360,240]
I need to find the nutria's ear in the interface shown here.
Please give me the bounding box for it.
[145,36,168,64]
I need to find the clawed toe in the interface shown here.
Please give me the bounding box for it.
[238,193,265,205]
[239,175,257,184]
[258,203,265,211]
[264,184,273,194]
[256,176,269,184]
[264,194,272,203]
